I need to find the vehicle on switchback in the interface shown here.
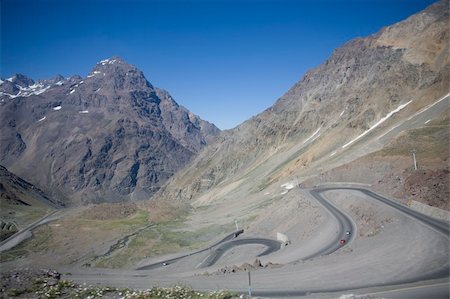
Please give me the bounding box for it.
[339,239,346,245]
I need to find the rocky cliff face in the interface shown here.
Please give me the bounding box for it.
[0,58,220,203]
[157,0,449,202]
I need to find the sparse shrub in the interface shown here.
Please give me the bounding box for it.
[3,278,240,299]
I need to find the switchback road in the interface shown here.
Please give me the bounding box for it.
[197,237,281,268]
[68,186,449,298]
[314,187,449,236]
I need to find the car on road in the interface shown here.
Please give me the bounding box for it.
[162,262,168,266]
[345,231,351,235]
[339,239,346,245]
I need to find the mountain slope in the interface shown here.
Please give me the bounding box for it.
[0,165,64,208]
[157,0,449,205]
[0,165,61,241]
[0,58,220,203]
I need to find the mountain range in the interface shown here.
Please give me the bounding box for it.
[0,1,448,211]
[0,58,219,203]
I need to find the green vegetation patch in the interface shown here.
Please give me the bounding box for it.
[0,225,53,263]
[0,202,189,265]
[94,220,236,268]
[0,202,50,228]
[76,209,151,233]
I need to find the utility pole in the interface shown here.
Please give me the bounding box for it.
[411,149,417,170]
[235,219,239,231]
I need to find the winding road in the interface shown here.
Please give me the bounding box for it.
[303,189,356,260]
[136,229,245,270]
[67,185,449,298]
[328,187,449,236]
[138,185,446,272]
[137,186,360,270]
[247,186,450,297]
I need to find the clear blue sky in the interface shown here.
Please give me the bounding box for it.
[1,0,436,129]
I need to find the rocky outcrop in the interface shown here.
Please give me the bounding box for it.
[0,58,220,203]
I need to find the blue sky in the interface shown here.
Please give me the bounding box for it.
[1,0,436,129]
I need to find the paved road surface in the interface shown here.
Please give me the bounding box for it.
[359,282,450,299]
[303,189,356,260]
[136,229,244,270]
[197,237,281,268]
[0,211,59,252]
[316,187,449,236]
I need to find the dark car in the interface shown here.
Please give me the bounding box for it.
[339,239,346,245]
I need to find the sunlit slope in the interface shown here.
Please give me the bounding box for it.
[157,0,449,210]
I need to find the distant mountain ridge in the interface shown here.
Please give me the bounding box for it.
[0,57,220,203]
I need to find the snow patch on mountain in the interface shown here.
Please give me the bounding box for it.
[99,58,119,66]
[1,83,51,99]
[343,100,412,148]
[302,127,321,145]
[34,86,50,95]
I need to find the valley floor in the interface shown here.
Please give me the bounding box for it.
[21,186,447,299]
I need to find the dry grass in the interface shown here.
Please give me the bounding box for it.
[377,110,449,160]
[0,200,189,267]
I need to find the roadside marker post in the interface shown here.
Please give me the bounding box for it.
[248,271,252,298]
[411,149,418,170]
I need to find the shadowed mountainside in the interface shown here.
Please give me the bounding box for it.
[0,58,220,204]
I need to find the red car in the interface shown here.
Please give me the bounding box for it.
[339,239,346,245]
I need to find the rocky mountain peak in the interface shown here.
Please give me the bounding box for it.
[8,74,35,87]
[38,74,66,86]
[88,57,152,91]
[0,74,43,99]
[0,57,220,203]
